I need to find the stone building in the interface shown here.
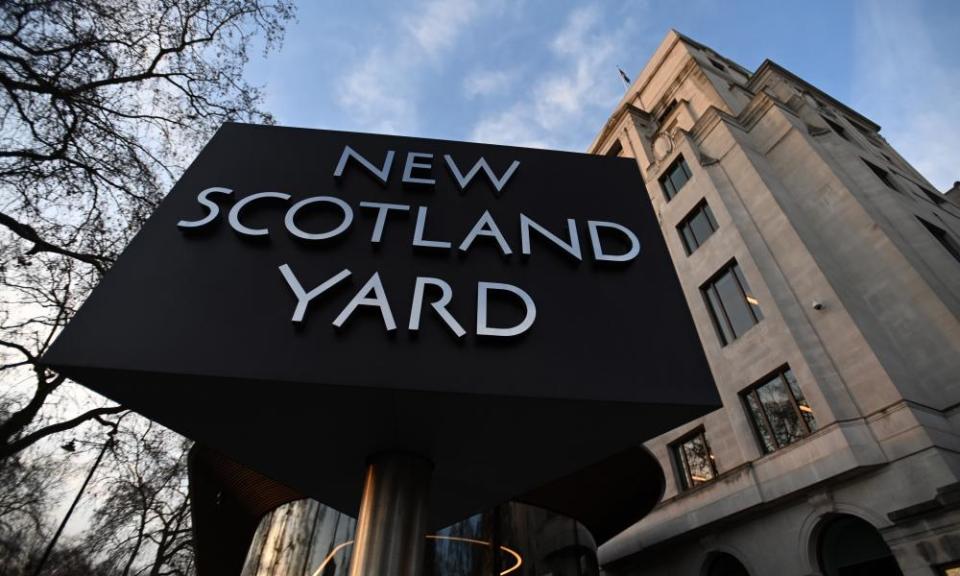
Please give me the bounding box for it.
[589,31,960,576]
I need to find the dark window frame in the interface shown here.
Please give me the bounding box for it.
[935,560,960,575]
[656,99,679,126]
[822,116,851,142]
[918,185,947,206]
[659,155,692,202]
[605,140,623,157]
[918,217,960,263]
[863,158,904,195]
[670,426,718,491]
[677,200,718,255]
[701,260,763,346]
[741,366,817,454]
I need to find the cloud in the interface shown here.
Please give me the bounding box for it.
[338,48,419,134]
[463,68,516,99]
[470,4,638,150]
[336,0,487,134]
[852,0,960,190]
[404,0,480,59]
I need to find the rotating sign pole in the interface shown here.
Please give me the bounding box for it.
[348,452,433,576]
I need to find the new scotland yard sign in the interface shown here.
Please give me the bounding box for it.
[45,123,719,535]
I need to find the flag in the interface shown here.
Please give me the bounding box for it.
[618,67,631,85]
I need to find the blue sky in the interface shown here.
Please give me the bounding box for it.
[246,0,960,190]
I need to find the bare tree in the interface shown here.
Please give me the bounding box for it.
[0,1,294,572]
[0,0,293,457]
[80,421,195,576]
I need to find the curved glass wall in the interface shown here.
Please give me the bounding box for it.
[241,500,597,576]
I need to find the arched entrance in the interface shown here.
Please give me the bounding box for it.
[818,514,903,576]
[704,552,750,576]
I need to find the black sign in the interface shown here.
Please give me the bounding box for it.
[45,124,719,532]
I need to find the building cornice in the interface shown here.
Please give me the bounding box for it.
[748,59,880,131]
[589,102,650,155]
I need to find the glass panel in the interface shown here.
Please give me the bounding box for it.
[745,393,776,453]
[674,444,691,490]
[681,434,716,486]
[703,203,718,229]
[244,500,598,576]
[784,369,817,432]
[661,176,676,201]
[669,163,689,192]
[688,208,716,247]
[756,375,806,448]
[680,223,698,254]
[733,265,763,321]
[713,269,757,339]
[705,284,734,345]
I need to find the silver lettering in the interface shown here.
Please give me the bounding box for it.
[476,282,536,337]
[279,264,352,323]
[228,192,291,236]
[444,155,520,195]
[409,277,466,338]
[333,145,395,185]
[333,272,397,331]
[284,196,354,241]
[588,221,641,262]
[178,187,233,229]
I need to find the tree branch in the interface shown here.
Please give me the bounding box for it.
[0,210,111,273]
[0,405,125,460]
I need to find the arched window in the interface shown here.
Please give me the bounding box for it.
[818,514,903,576]
[704,552,750,576]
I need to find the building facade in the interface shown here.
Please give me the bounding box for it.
[589,31,960,576]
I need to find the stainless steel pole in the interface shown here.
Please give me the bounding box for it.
[348,452,432,576]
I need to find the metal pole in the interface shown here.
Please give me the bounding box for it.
[348,452,432,576]
[32,427,116,576]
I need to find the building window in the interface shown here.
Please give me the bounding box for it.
[938,561,960,576]
[863,159,903,194]
[671,428,717,490]
[660,156,692,201]
[606,140,623,157]
[656,99,678,126]
[701,261,763,346]
[678,201,718,255]
[919,218,960,263]
[742,367,817,454]
[918,185,947,206]
[822,116,851,141]
[708,57,726,72]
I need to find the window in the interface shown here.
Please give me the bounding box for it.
[671,428,717,490]
[742,367,817,454]
[708,57,726,72]
[919,218,960,263]
[701,261,763,346]
[822,116,851,141]
[606,140,623,157]
[938,561,960,576]
[659,155,692,201]
[656,99,678,126]
[678,201,718,254]
[863,159,902,194]
[918,186,947,206]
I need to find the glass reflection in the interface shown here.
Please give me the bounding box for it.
[242,500,598,576]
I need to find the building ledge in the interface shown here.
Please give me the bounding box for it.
[889,482,960,523]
